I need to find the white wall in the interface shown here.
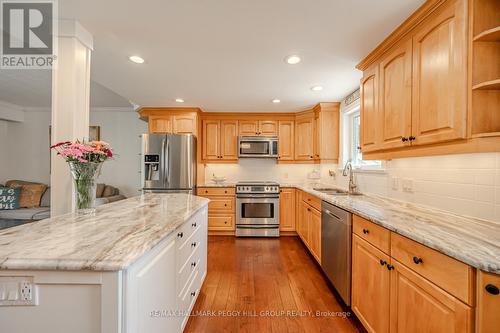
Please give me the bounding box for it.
[0,108,147,198]
[90,110,147,197]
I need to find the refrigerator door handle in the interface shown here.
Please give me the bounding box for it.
[165,137,170,187]
[161,138,166,187]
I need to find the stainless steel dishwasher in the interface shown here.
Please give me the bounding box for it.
[321,201,352,306]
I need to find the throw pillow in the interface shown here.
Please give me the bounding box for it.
[7,181,47,208]
[102,185,115,198]
[0,187,21,210]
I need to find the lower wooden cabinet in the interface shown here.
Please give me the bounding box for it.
[352,234,391,333]
[279,188,296,231]
[197,187,235,232]
[390,260,473,333]
[296,191,321,263]
[476,271,500,333]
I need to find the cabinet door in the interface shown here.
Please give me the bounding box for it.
[411,0,467,146]
[379,39,412,150]
[202,120,220,160]
[360,64,380,152]
[259,120,278,136]
[279,188,296,231]
[476,271,500,333]
[352,235,390,333]
[295,116,314,161]
[239,120,259,136]
[173,114,197,134]
[298,201,310,244]
[220,120,238,160]
[308,207,321,263]
[149,115,172,134]
[278,120,295,161]
[390,260,473,333]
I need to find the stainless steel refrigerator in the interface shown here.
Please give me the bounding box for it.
[141,134,197,192]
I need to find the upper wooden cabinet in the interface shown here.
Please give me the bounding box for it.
[278,120,295,161]
[411,0,467,146]
[238,120,278,136]
[379,39,412,150]
[295,112,315,161]
[357,0,499,159]
[314,102,340,162]
[139,108,199,135]
[202,120,238,161]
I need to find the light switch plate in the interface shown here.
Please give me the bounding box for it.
[0,276,37,306]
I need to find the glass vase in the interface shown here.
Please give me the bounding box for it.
[69,161,103,215]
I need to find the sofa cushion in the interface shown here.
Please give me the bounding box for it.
[40,187,50,207]
[96,183,105,198]
[0,187,22,210]
[6,180,47,208]
[0,207,50,220]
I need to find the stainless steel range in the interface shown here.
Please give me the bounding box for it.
[236,181,280,237]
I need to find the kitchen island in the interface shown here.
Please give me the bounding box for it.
[0,193,209,333]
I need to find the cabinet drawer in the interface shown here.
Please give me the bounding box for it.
[179,269,199,313]
[208,215,234,231]
[176,214,202,249]
[391,232,474,305]
[177,245,200,297]
[197,187,235,196]
[207,197,234,212]
[177,225,201,269]
[353,215,390,254]
[302,191,321,211]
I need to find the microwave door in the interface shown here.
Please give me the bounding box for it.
[240,140,270,156]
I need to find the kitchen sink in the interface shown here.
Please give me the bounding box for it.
[313,188,349,195]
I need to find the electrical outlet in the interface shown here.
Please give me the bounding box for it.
[0,276,37,306]
[20,281,32,301]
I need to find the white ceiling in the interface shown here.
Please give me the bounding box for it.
[0,69,133,108]
[57,0,424,112]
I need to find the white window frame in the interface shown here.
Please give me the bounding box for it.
[339,98,385,173]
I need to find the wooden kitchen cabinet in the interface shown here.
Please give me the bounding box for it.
[352,234,391,333]
[308,206,321,263]
[278,120,295,161]
[238,119,278,136]
[172,113,197,134]
[360,64,380,153]
[476,271,500,333]
[279,188,296,232]
[197,187,235,233]
[378,38,412,150]
[259,120,278,136]
[297,200,310,245]
[146,111,197,135]
[389,260,473,333]
[295,112,315,161]
[202,120,238,162]
[411,0,467,146]
[149,115,173,134]
[238,120,259,136]
[314,103,340,162]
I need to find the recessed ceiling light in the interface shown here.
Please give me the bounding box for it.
[285,55,301,65]
[129,55,145,64]
[311,85,323,92]
[272,99,281,104]
[175,98,185,103]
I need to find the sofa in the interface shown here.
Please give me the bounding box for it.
[0,181,126,230]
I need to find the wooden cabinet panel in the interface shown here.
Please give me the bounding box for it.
[360,64,380,152]
[238,120,259,136]
[208,215,234,231]
[309,207,321,263]
[352,235,391,333]
[220,120,238,160]
[202,120,220,160]
[279,188,296,232]
[411,0,467,146]
[316,105,340,162]
[391,232,474,305]
[476,271,500,333]
[353,215,391,254]
[297,200,310,245]
[390,260,473,333]
[259,120,278,136]
[302,191,321,211]
[173,114,197,134]
[278,120,295,161]
[197,187,235,196]
[295,115,315,160]
[379,39,412,150]
[149,115,172,134]
[207,197,234,213]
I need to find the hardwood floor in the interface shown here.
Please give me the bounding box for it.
[184,236,365,333]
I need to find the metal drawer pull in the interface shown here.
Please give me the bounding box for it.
[485,284,499,295]
[362,229,369,234]
[191,242,197,248]
[177,232,183,238]
[191,291,196,297]
[387,264,394,271]
[192,222,197,227]
[413,256,423,264]
[379,260,387,266]
[191,262,197,268]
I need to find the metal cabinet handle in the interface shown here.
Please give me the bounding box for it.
[409,136,416,141]
[387,264,394,271]
[191,291,196,297]
[401,137,408,142]
[413,256,423,264]
[380,259,387,266]
[192,222,197,227]
[191,242,197,248]
[224,221,228,224]
[485,284,499,295]
[177,232,183,238]
[362,229,369,234]
[191,262,197,268]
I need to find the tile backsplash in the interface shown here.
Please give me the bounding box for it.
[205,152,500,222]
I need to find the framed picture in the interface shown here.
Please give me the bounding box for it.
[89,126,101,141]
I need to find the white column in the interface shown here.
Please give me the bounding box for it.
[50,21,93,216]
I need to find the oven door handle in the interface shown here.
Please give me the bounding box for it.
[237,225,280,229]
[236,194,280,199]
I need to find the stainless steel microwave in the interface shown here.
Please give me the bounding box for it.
[238,136,278,158]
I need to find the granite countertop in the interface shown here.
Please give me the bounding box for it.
[201,180,500,273]
[0,193,209,272]
[198,182,236,187]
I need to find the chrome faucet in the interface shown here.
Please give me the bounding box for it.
[342,160,358,194]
